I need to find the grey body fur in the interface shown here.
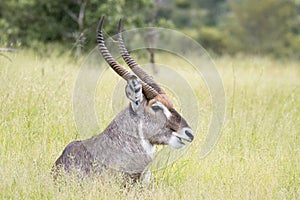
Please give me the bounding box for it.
[54,98,180,181]
[54,105,150,180]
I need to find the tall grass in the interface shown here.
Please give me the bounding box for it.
[0,50,299,199]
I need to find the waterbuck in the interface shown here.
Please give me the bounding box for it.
[53,17,194,182]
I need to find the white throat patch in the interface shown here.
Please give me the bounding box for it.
[138,121,156,158]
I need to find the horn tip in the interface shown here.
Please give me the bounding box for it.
[118,18,122,33]
[98,16,105,32]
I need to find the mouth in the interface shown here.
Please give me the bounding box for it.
[172,129,194,143]
[175,136,188,146]
[176,136,185,145]
[168,128,194,149]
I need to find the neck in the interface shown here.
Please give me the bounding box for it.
[138,121,156,158]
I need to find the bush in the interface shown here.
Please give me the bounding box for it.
[197,27,229,55]
[228,0,298,58]
[175,0,191,9]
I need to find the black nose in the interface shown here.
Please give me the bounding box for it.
[185,130,194,141]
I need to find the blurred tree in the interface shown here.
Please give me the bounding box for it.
[144,0,161,74]
[1,0,299,58]
[0,0,153,53]
[229,0,298,56]
[197,27,229,55]
[197,0,227,26]
[63,0,87,56]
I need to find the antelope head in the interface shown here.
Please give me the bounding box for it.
[97,17,194,149]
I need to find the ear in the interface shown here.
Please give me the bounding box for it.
[125,76,143,112]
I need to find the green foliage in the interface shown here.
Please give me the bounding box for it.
[0,0,153,51]
[197,27,228,55]
[197,0,228,26]
[228,0,299,58]
[156,0,300,59]
[175,0,191,9]
[285,33,300,58]
[1,0,300,58]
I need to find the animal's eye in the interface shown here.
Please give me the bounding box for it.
[151,105,161,112]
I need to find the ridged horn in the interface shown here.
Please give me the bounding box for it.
[97,16,132,81]
[117,19,165,94]
[97,16,159,99]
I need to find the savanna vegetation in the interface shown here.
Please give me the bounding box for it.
[1,0,300,58]
[0,0,299,199]
[0,49,299,199]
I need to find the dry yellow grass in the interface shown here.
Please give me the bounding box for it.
[0,50,299,199]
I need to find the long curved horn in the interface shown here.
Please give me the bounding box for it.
[97,16,132,80]
[117,19,165,94]
[97,16,159,99]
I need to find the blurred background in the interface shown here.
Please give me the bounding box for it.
[1,0,300,59]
